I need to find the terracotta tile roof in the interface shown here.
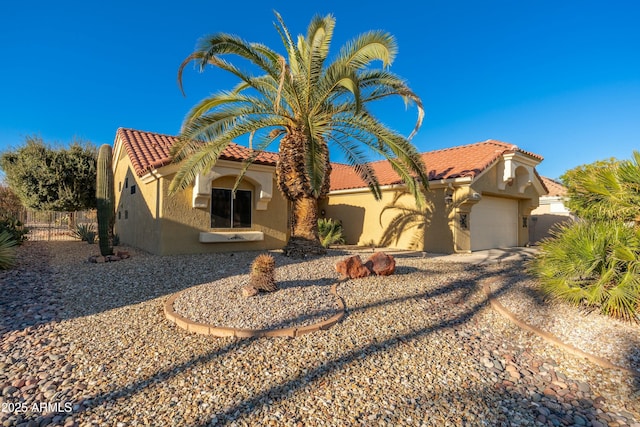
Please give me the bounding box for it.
[330,140,544,191]
[116,128,278,177]
[540,176,567,197]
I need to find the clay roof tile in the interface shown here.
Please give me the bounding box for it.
[116,128,278,177]
[330,139,544,191]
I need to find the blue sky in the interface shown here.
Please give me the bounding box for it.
[1,0,638,180]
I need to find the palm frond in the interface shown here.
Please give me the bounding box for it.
[336,31,397,69]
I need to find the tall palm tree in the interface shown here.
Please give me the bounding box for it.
[170,12,428,256]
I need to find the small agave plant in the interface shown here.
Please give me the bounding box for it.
[249,253,277,292]
[0,231,17,270]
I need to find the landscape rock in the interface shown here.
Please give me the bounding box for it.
[335,255,371,279]
[364,252,396,276]
[241,285,259,298]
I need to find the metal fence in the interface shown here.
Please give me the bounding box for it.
[17,210,97,241]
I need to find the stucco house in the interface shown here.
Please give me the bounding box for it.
[321,140,548,253]
[112,128,289,255]
[529,176,573,242]
[112,129,548,255]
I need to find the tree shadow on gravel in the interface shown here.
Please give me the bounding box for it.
[9,250,638,426]
[0,241,60,335]
[189,262,634,426]
[275,277,336,290]
[0,242,360,335]
[48,260,636,426]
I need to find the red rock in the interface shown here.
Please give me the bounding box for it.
[335,255,371,279]
[364,252,396,276]
[116,251,130,259]
[543,387,556,397]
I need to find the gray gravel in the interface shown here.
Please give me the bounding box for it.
[0,241,638,426]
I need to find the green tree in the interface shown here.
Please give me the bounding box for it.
[0,184,24,219]
[529,220,640,321]
[0,136,97,211]
[531,151,640,321]
[170,12,428,256]
[561,152,640,223]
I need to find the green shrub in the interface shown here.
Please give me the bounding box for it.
[112,233,120,247]
[528,220,640,321]
[318,218,346,248]
[0,231,17,270]
[73,223,96,241]
[86,231,96,244]
[0,218,28,245]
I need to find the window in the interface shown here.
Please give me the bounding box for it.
[131,185,136,195]
[211,188,252,228]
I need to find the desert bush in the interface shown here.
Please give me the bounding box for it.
[528,220,640,321]
[318,218,345,248]
[73,223,95,241]
[250,253,277,292]
[0,231,17,270]
[0,218,28,245]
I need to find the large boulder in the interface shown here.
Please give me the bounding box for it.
[335,255,372,279]
[365,252,396,276]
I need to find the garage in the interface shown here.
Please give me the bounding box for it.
[470,196,518,251]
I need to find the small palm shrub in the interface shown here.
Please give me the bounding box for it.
[528,220,640,321]
[318,218,345,248]
[86,231,96,244]
[73,223,96,241]
[0,231,17,270]
[250,253,277,292]
[0,218,28,245]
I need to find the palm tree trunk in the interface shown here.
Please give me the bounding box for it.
[283,196,326,257]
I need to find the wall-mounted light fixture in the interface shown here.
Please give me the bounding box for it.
[459,213,468,229]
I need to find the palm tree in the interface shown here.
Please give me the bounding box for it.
[530,151,640,321]
[170,12,428,256]
[562,151,640,224]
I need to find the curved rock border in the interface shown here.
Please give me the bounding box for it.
[482,277,639,375]
[164,283,346,338]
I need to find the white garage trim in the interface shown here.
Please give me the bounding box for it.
[470,196,518,251]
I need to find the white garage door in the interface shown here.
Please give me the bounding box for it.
[470,196,518,251]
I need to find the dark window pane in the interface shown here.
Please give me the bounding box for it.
[211,189,231,228]
[233,190,252,228]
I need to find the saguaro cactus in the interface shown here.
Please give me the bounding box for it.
[96,144,115,256]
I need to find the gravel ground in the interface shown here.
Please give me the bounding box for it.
[173,255,341,330]
[0,241,639,427]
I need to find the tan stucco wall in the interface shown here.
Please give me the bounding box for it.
[157,174,289,255]
[530,198,573,242]
[469,164,541,248]
[113,149,162,253]
[113,145,289,255]
[322,162,544,254]
[321,186,454,253]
